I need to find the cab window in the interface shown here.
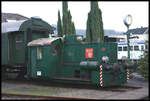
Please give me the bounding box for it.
[37,47,42,60]
[51,44,60,56]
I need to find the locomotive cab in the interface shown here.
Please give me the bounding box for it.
[27,37,63,79]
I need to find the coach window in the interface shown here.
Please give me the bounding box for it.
[134,46,139,51]
[16,34,23,49]
[123,46,127,51]
[37,47,42,60]
[141,45,144,51]
[118,47,122,51]
[130,46,133,51]
[145,44,148,50]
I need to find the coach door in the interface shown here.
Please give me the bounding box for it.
[8,32,25,65]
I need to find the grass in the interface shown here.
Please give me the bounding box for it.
[2,86,70,96]
[2,90,52,96]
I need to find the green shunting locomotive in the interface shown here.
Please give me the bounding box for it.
[27,35,136,87]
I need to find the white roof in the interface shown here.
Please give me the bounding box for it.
[1,20,27,33]
[27,37,61,46]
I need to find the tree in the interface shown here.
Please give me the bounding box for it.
[57,10,63,37]
[72,22,76,34]
[62,1,76,35]
[86,1,104,42]
[62,1,68,35]
[137,43,149,81]
[86,13,93,42]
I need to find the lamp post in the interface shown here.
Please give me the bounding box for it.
[123,14,132,64]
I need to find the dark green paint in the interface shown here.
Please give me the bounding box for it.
[2,17,54,72]
[28,35,128,87]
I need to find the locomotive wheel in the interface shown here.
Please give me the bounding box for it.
[16,73,25,79]
[5,73,19,80]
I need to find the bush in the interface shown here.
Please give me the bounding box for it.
[137,54,148,81]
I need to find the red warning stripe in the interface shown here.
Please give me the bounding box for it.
[127,69,130,81]
[99,65,103,86]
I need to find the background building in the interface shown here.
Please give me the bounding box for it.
[108,27,148,42]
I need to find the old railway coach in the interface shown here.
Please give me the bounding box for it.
[27,35,136,87]
[2,17,54,77]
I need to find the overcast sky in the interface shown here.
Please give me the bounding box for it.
[2,1,149,32]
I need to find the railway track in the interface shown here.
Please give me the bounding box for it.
[2,74,148,100]
[2,78,142,92]
[104,85,142,92]
[2,93,97,100]
[2,79,145,100]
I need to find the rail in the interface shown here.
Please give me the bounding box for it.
[2,93,97,100]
